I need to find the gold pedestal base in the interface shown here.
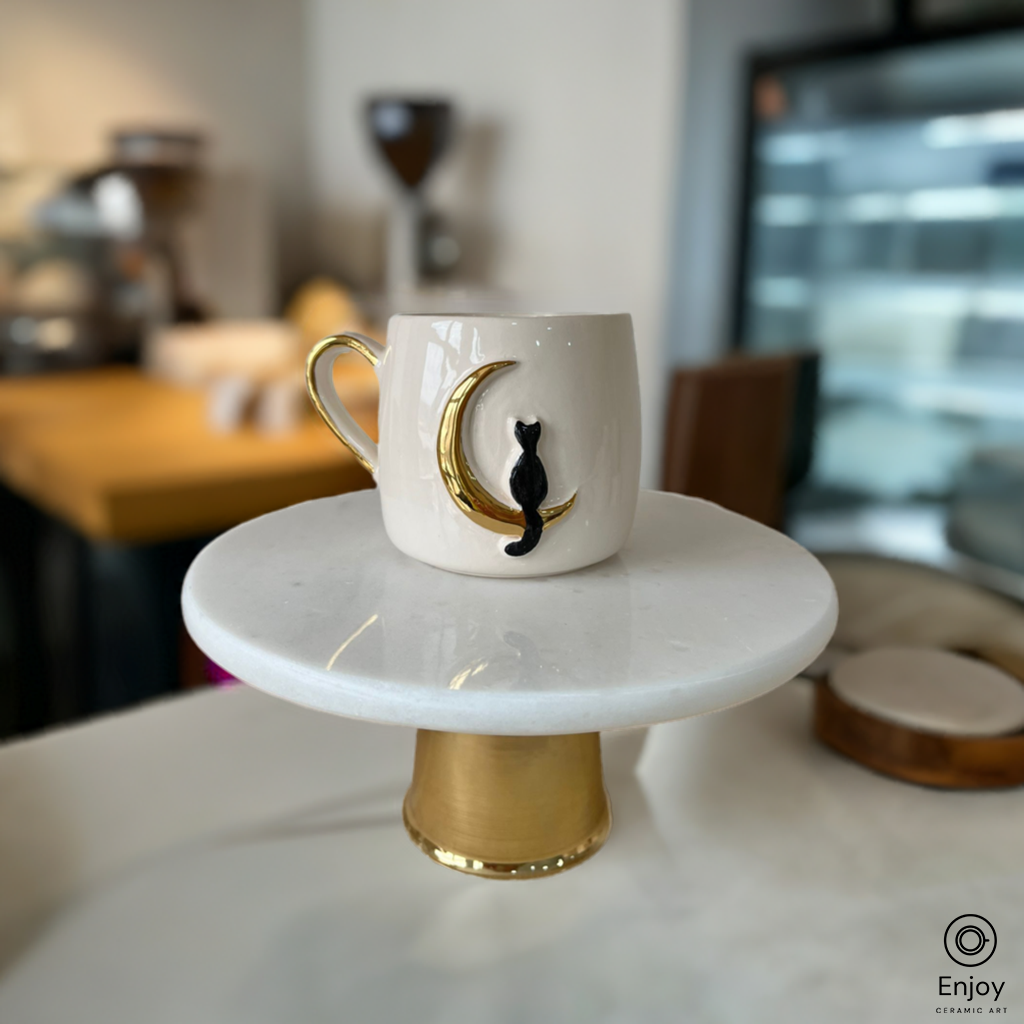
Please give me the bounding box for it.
[403,730,611,879]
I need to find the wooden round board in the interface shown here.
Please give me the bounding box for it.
[816,646,1024,789]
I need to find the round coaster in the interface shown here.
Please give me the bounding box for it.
[830,646,1024,738]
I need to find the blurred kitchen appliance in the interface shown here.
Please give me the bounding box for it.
[0,128,274,376]
[0,128,208,373]
[365,96,453,306]
[105,128,208,324]
[732,14,1024,574]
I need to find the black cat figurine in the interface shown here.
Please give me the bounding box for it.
[505,420,547,557]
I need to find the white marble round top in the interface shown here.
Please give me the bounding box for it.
[182,490,837,734]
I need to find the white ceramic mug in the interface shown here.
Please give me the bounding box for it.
[306,312,641,577]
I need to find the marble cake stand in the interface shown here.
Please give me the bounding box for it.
[182,490,837,879]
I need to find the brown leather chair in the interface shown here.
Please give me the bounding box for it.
[661,352,818,529]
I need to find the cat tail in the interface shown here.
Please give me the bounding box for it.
[505,508,543,556]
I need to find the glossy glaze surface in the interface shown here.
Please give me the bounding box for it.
[182,490,837,734]
[313,312,641,577]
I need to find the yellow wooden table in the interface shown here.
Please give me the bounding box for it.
[0,365,377,543]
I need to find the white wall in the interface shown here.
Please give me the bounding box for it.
[306,0,686,486]
[667,0,883,364]
[0,0,311,289]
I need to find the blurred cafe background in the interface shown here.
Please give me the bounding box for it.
[3,0,1024,734]
[6,0,1024,1018]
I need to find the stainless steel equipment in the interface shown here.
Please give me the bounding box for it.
[0,128,207,374]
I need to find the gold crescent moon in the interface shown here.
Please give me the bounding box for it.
[437,361,577,537]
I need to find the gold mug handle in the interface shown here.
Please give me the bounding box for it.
[305,332,386,475]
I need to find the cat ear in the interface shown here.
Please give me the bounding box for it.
[514,420,542,443]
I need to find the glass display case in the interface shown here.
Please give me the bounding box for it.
[735,21,1024,577]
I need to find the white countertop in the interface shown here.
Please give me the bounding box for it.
[0,680,1021,1022]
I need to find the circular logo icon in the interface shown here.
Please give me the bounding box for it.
[944,915,997,966]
